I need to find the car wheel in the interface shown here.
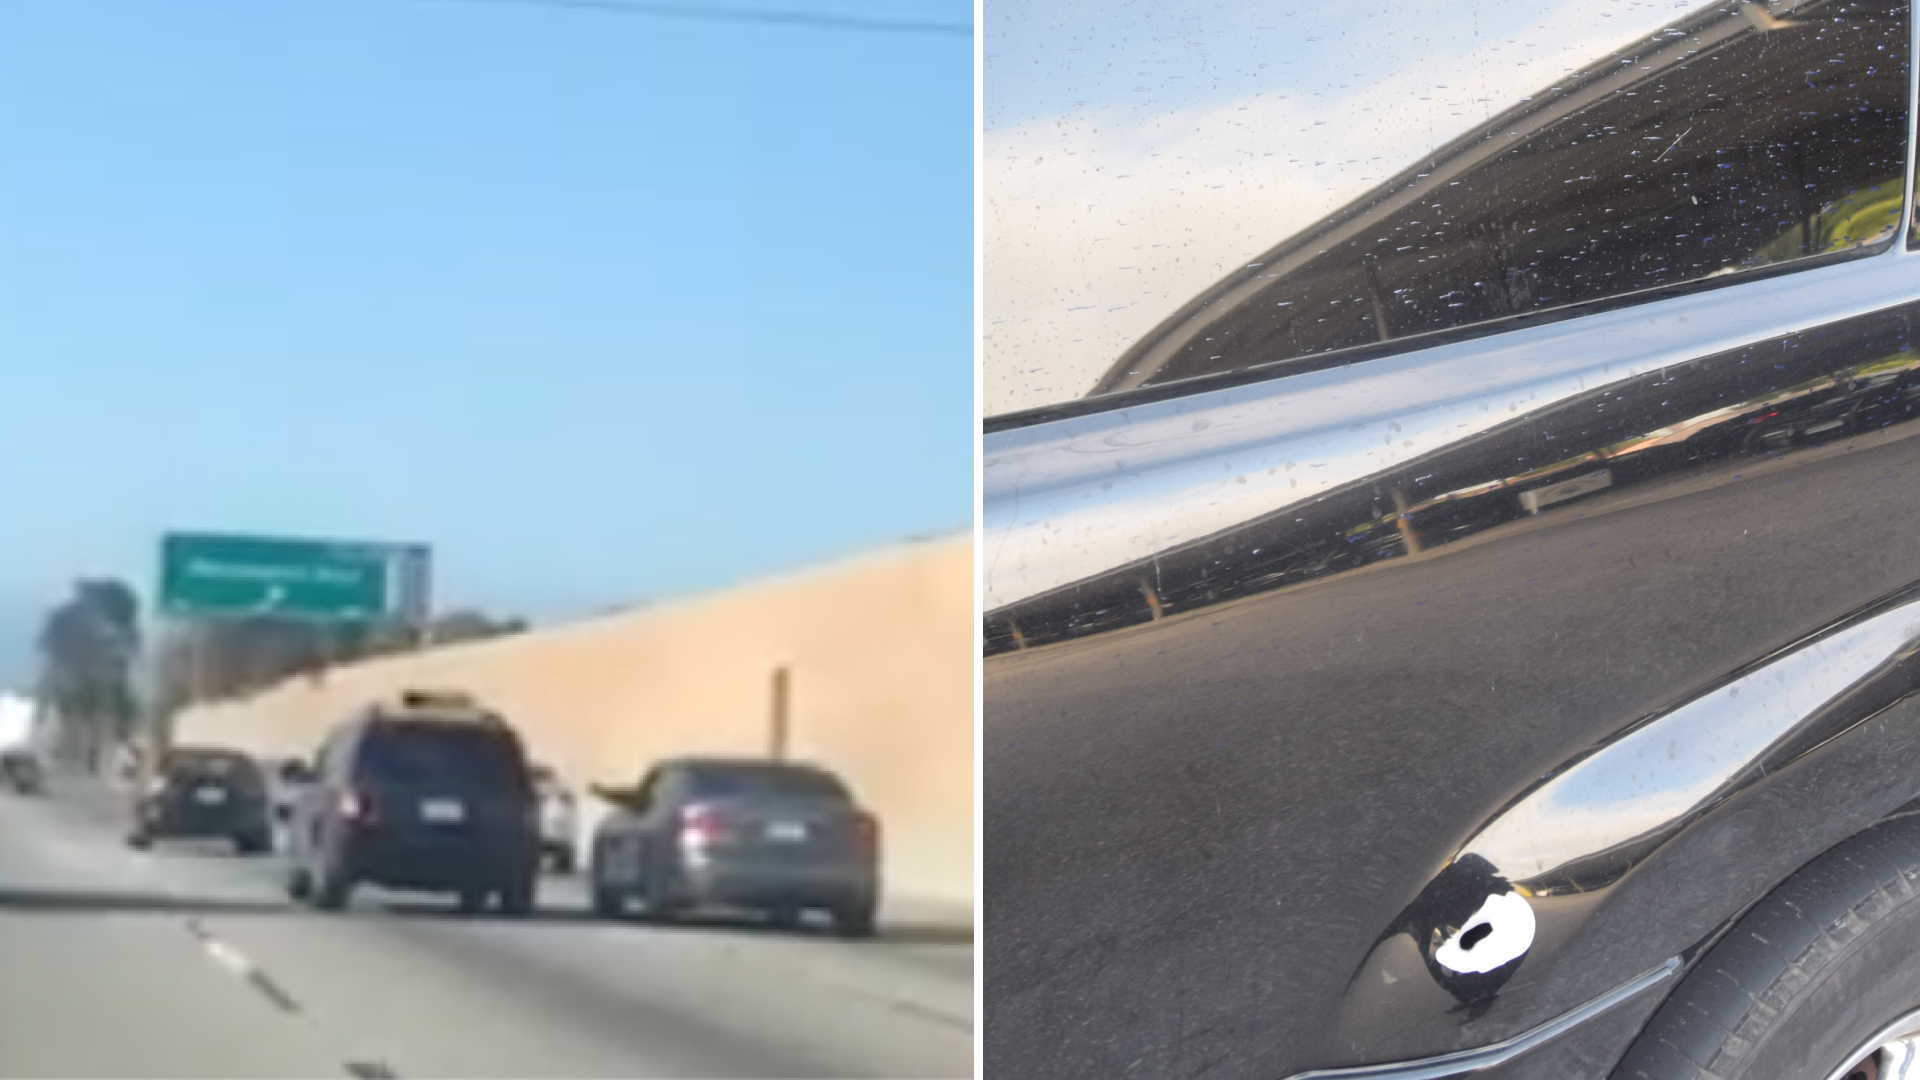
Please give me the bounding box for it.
[1613,814,1920,1080]
[126,831,151,851]
[310,860,355,912]
[640,877,684,924]
[497,875,537,919]
[233,832,270,857]
[284,864,313,902]
[830,899,878,940]
[589,870,628,919]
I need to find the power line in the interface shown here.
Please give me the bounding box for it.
[417,0,971,35]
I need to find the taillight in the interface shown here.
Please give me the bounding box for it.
[338,788,375,823]
[679,803,734,847]
[853,811,880,854]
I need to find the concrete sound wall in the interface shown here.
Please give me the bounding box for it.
[174,535,975,921]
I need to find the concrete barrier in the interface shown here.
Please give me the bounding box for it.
[174,535,975,921]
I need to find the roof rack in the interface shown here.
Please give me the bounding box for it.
[377,689,495,719]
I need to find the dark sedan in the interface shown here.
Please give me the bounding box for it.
[588,757,881,938]
[128,748,273,855]
[0,749,42,796]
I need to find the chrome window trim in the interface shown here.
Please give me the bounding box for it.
[1279,959,1681,1080]
[983,241,1920,615]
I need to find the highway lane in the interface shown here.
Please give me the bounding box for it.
[0,778,973,1079]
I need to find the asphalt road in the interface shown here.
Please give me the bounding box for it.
[0,777,973,1079]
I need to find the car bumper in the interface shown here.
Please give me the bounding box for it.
[677,857,878,909]
[144,805,268,837]
[346,833,538,891]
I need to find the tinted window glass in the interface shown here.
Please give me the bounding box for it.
[683,763,852,803]
[164,750,262,785]
[356,721,530,793]
[1091,0,1909,398]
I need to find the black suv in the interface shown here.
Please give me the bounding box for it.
[128,747,272,854]
[282,692,542,916]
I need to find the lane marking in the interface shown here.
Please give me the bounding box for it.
[572,920,975,1032]
[183,918,304,1016]
[33,786,413,1079]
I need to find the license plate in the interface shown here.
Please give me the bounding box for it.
[194,787,227,805]
[421,799,465,823]
[767,820,808,842]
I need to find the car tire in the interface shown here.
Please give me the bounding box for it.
[234,832,270,857]
[590,873,628,919]
[831,899,878,940]
[284,865,313,902]
[1613,814,1920,1080]
[126,831,151,851]
[497,876,537,919]
[311,860,355,912]
[640,882,684,925]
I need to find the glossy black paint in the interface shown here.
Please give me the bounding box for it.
[986,329,1920,1079]
[983,27,1920,1080]
[984,0,1920,1075]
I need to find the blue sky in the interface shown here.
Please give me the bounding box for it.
[0,0,972,680]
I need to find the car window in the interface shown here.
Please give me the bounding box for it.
[164,751,261,781]
[682,763,853,804]
[354,722,530,793]
[986,0,1912,417]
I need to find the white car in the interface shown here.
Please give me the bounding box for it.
[267,757,313,828]
[532,765,578,874]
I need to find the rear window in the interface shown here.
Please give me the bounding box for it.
[165,752,262,784]
[683,763,853,804]
[356,721,530,793]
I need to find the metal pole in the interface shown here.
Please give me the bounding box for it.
[770,665,790,761]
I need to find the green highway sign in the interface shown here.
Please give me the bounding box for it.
[158,532,431,624]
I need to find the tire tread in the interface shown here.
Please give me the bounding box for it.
[1614,818,1920,1080]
